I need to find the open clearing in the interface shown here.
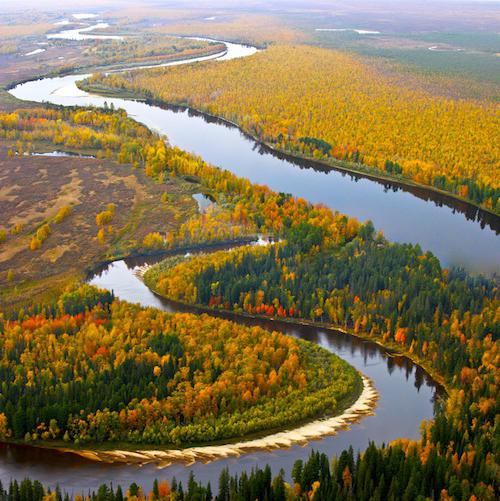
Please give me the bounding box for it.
[0,145,198,309]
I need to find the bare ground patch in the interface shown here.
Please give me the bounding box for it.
[0,145,196,309]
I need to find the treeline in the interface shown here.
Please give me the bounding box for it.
[146,223,498,378]
[0,285,359,445]
[1,104,367,254]
[0,107,156,164]
[4,440,497,500]
[90,45,500,213]
[82,35,225,68]
[150,12,302,46]
[136,137,365,252]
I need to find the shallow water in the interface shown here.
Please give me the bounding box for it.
[192,192,216,213]
[47,22,123,41]
[27,151,95,158]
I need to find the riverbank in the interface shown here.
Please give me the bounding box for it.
[138,258,449,396]
[77,80,500,224]
[0,374,371,467]
[0,247,443,485]
[85,235,258,281]
[10,43,500,276]
[34,375,374,466]
[0,277,373,466]
[2,43,228,99]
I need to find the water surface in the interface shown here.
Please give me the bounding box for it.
[10,70,499,274]
[2,33,496,492]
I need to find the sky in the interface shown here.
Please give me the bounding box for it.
[2,0,499,7]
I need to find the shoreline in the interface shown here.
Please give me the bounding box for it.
[84,235,258,281]
[0,252,376,466]
[53,375,377,466]
[138,261,449,394]
[149,99,500,224]
[0,239,446,466]
[0,36,451,468]
[7,35,498,227]
[79,80,499,226]
[2,45,229,93]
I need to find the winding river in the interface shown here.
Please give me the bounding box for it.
[0,253,442,491]
[2,30,497,491]
[9,41,499,275]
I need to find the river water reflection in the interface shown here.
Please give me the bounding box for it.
[9,71,499,275]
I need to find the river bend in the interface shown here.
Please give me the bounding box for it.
[2,32,495,491]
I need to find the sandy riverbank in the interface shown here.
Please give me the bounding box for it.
[59,375,377,466]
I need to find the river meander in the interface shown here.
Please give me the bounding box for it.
[10,68,499,275]
[3,31,496,491]
[0,254,442,491]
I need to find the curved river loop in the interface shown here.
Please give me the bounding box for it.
[3,20,498,492]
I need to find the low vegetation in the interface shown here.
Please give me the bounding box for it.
[0,108,207,309]
[149,13,304,46]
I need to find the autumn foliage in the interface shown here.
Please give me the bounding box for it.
[145,214,499,498]
[0,286,360,445]
[0,107,156,165]
[93,45,500,212]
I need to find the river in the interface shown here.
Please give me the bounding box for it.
[9,65,499,275]
[0,254,442,492]
[2,29,497,492]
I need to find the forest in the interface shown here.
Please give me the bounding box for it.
[0,285,360,445]
[0,85,497,500]
[0,107,156,161]
[81,36,225,70]
[88,45,500,213]
[0,2,498,498]
[146,228,498,379]
[143,193,498,497]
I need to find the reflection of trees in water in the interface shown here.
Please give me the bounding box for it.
[89,255,445,407]
[414,366,425,392]
[386,356,395,376]
[166,102,499,233]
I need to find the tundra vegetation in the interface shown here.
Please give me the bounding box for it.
[0,107,231,309]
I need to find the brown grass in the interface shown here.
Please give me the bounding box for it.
[0,23,52,39]
[0,145,197,309]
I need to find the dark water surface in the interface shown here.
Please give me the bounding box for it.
[10,68,500,275]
